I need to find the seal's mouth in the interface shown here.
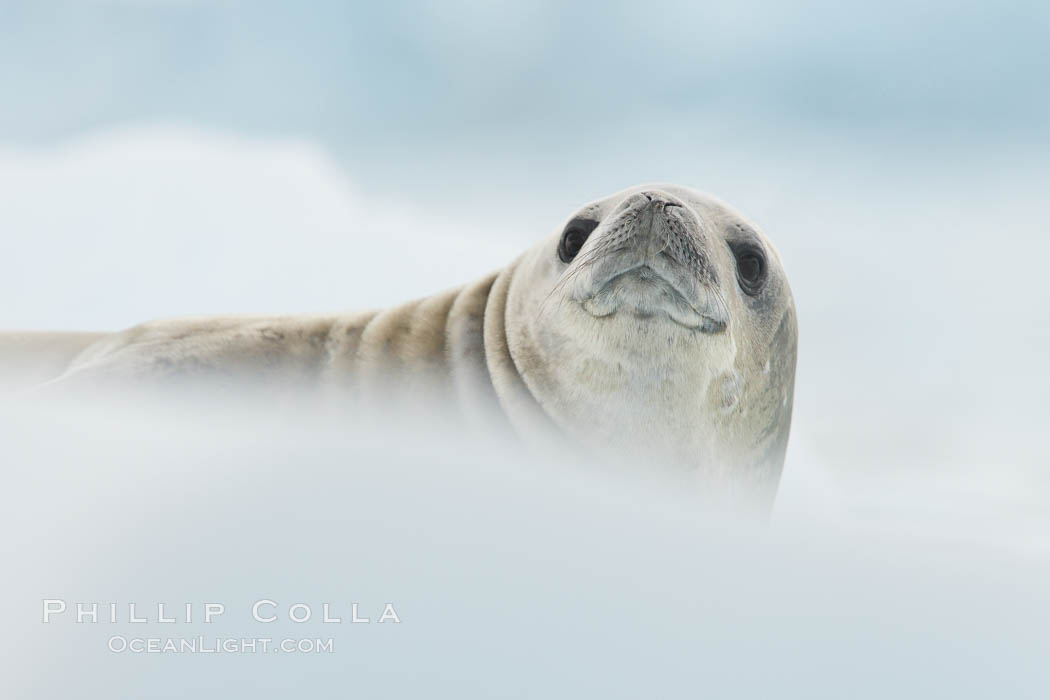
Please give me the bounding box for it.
[579,264,727,334]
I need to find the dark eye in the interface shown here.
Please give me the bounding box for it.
[732,245,767,295]
[558,219,598,263]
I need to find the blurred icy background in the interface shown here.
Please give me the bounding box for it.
[1,1,1049,696]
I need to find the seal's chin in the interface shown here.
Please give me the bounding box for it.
[579,265,727,334]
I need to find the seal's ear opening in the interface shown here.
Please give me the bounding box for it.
[558,217,599,263]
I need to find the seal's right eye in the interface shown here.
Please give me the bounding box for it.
[558,219,598,263]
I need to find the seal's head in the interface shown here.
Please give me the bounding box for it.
[502,184,797,508]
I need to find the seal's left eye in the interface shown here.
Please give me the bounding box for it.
[731,244,767,296]
[738,254,761,283]
[558,219,599,263]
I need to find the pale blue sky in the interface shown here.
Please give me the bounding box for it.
[4,0,1047,204]
[3,1,1047,150]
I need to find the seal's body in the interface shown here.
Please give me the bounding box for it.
[1,185,797,508]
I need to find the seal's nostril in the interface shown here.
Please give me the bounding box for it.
[638,190,684,209]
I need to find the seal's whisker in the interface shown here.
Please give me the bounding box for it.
[536,235,618,320]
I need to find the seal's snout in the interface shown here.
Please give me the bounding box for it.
[572,189,727,332]
[609,189,704,270]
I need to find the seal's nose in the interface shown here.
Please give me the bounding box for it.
[638,190,684,209]
[612,190,690,257]
[601,189,705,266]
[615,190,685,214]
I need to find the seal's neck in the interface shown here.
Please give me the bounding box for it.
[480,261,563,445]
